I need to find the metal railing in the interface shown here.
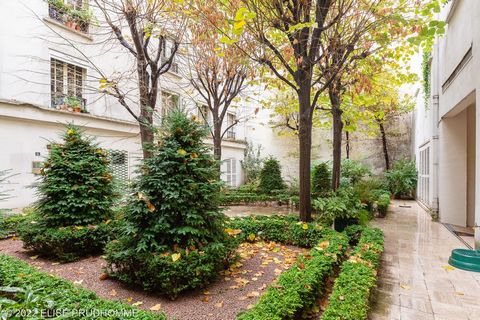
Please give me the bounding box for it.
[48,5,89,34]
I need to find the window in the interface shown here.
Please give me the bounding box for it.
[418,146,430,205]
[161,92,179,117]
[226,113,236,139]
[66,0,85,10]
[161,38,179,73]
[107,150,129,183]
[225,158,237,187]
[51,58,86,112]
[197,105,209,125]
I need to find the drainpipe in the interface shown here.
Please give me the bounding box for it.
[431,42,440,218]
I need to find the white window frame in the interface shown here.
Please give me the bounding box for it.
[161,91,180,118]
[50,58,86,108]
[225,158,237,187]
[418,145,430,205]
[197,104,210,125]
[226,112,236,139]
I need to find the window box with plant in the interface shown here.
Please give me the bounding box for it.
[47,0,93,34]
[55,96,87,113]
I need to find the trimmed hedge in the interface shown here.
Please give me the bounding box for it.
[321,227,384,320]
[0,254,166,319]
[105,236,239,299]
[19,213,122,262]
[0,213,28,239]
[227,215,329,247]
[236,231,349,320]
[219,193,298,206]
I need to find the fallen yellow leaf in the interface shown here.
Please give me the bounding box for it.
[171,253,181,262]
[442,265,455,271]
[132,301,143,307]
[150,304,162,311]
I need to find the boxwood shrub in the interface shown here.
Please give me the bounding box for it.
[19,214,122,262]
[0,213,29,239]
[105,236,239,299]
[0,254,166,320]
[321,227,384,320]
[236,231,349,320]
[227,215,329,247]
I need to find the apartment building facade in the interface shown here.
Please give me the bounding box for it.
[414,0,480,248]
[0,0,247,208]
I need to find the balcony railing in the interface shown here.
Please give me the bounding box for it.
[226,131,236,140]
[51,95,88,113]
[48,5,89,34]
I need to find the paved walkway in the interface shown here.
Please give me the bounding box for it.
[370,200,480,320]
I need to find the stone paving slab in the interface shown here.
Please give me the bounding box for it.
[369,200,480,320]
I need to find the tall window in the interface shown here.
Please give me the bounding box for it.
[418,146,430,205]
[50,58,86,110]
[161,91,179,118]
[197,105,209,125]
[226,113,236,139]
[161,38,179,73]
[66,0,85,10]
[225,158,237,187]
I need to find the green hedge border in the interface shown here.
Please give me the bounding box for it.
[0,254,166,320]
[220,194,299,206]
[227,215,329,247]
[320,227,384,320]
[236,231,349,320]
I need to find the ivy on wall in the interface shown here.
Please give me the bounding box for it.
[422,50,432,110]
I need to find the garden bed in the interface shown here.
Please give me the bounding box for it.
[0,237,306,320]
[0,215,384,320]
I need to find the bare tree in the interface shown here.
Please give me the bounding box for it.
[92,0,187,158]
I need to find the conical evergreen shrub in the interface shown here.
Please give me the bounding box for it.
[19,125,117,261]
[37,126,115,226]
[312,162,331,197]
[258,157,285,194]
[105,110,238,298]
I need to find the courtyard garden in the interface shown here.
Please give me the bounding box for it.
[0,0,443,318]
[0,108,421,319]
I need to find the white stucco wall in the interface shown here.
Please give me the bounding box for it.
[0,0,249,208]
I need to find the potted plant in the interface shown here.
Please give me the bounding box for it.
[64,96,82,112]
[71,8,93,32]
[312,187,365,232]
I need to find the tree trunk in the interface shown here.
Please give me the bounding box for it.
[330,91,343,190]
[211,117,223,177]
[378,120,390,170]
[138,96,154,159]
[213,122,222,161]
[345,130,350,159]
[139,120,154,159]
[298,85,313,222]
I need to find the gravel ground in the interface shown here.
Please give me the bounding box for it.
[223,206,298,217]
[0,238,307,320]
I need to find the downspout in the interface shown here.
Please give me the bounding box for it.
[431,42,440,218]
